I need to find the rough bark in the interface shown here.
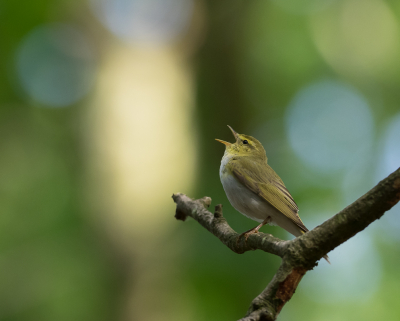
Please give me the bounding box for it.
[172,167,400,320]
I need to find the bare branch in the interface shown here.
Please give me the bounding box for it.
[289,167,400,267]
[172,193,288,257]
[172,167,400,320]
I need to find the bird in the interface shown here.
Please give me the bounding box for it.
[216,125,329,263]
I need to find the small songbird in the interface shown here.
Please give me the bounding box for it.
[216,126,329,262]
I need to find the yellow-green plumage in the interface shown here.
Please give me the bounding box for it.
[217,126,329,262]
[225,157,308,235]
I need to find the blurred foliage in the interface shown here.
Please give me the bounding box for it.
[1,0,400,321]
[0,2,124,321]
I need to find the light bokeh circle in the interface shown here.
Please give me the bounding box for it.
[90,0,194,45]
[310,0,399,80]
[16,24,97,107]
[286,80,374,173]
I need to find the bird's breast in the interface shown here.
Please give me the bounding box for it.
[219,156,276,223]
[220,173,271,223]
[219,154,231,177]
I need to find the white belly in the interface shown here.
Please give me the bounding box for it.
[220,172,277,223]
[219,154,277,223]
[219,154,303,237]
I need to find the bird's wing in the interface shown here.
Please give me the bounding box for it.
[228,158,308,232]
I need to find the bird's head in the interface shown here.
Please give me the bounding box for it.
[216,126,266,159]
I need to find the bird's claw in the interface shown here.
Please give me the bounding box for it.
[236,229,259,245]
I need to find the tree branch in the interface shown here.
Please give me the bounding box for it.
[172,193,288,257]
[288,167,400,267]
[172,168,400,320]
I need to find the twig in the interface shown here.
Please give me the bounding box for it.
[172,194,288,257]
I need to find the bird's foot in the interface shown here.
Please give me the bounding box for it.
[236,227,260,245]
[236,217,271,245]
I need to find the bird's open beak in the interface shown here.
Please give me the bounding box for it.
[215,139,231,146]
[215,125,239,146]
[227,125,239,141]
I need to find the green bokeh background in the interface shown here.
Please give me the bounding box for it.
[1,0,400,320]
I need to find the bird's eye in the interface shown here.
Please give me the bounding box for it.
[243,140,248,144]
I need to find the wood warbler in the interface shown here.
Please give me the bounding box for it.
[216,126,329,263]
